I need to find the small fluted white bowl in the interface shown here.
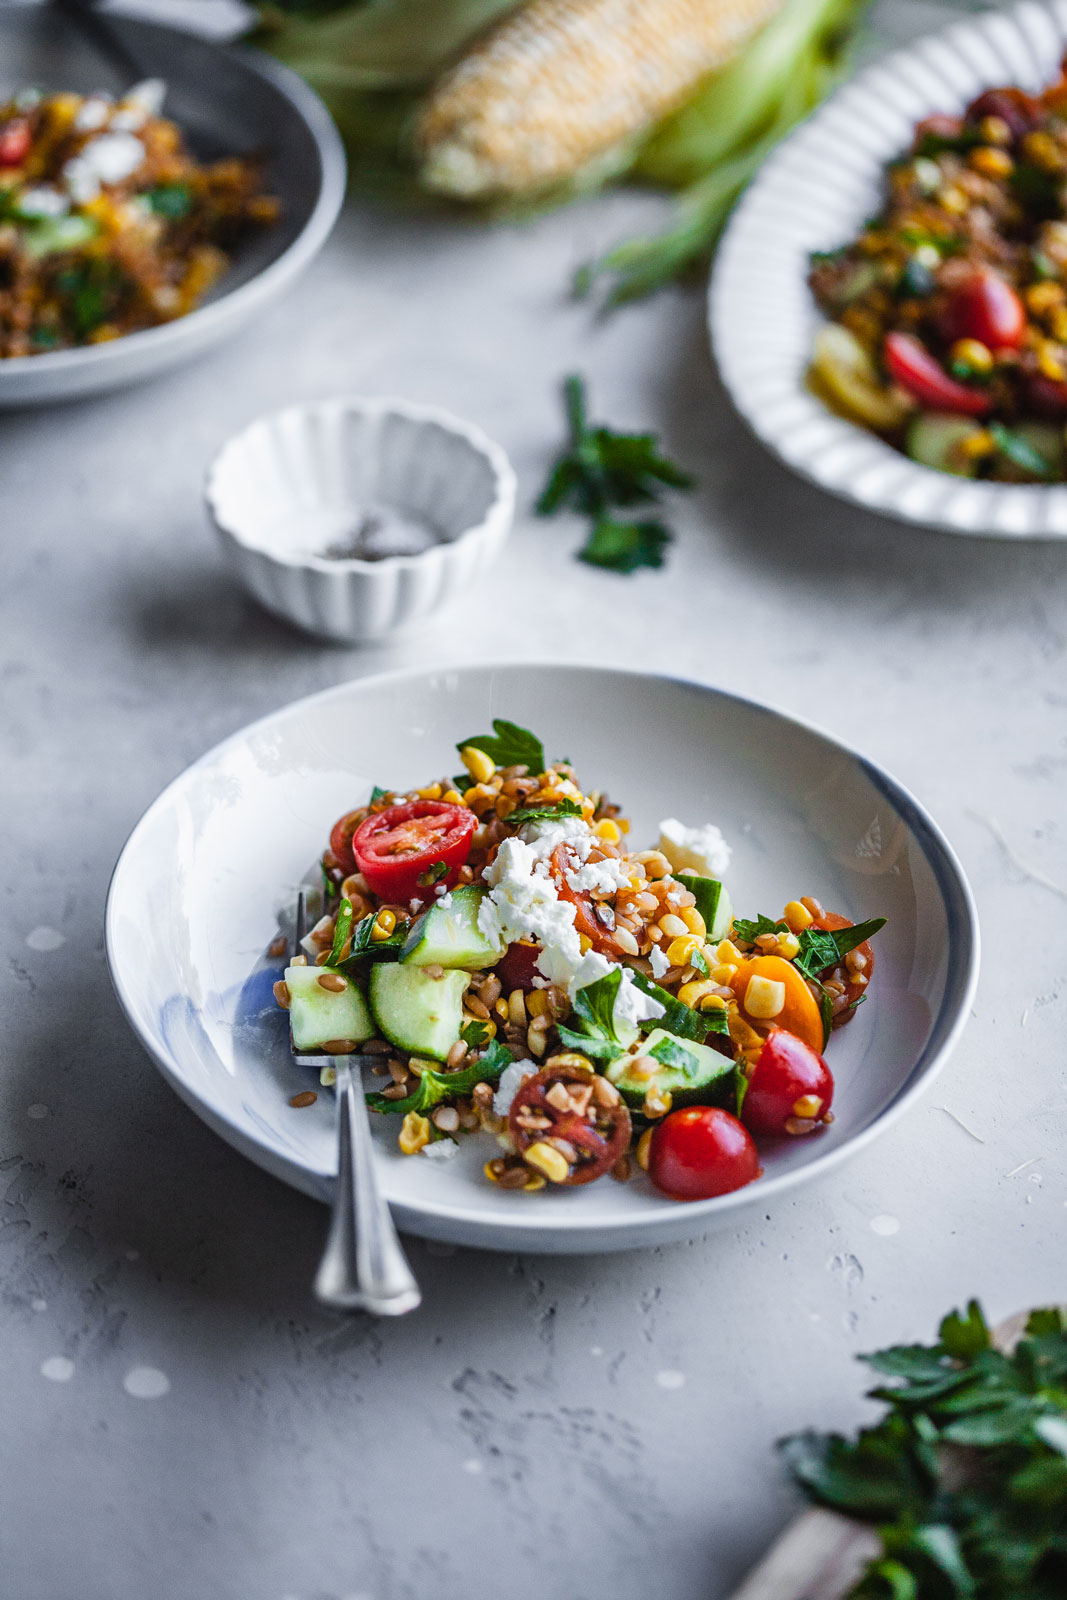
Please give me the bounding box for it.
[206,397,516,641]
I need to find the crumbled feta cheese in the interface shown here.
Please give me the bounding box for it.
[17,186,69,218]
[63,131,145,203]
[478,836,577,957]
[649,945,671,979]
[124,78,166,117]
[614,966,665,1027]
[74,96,111,133]
[493,1059,537,1117]
[520,815,593,863]
[657,817,732,879]
[565,855,631,896]
[434,890,452,907]
[421,1138,458,1161]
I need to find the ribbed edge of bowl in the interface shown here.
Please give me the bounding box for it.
[710,0,1067,540]
[205,396,516,642]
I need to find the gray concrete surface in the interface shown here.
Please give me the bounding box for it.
[3,3,1066,1597]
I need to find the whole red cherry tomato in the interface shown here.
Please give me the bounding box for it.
[965,87,1040,140]
[742,1031,835,1138]
[0,119,31,167]
[509,1064,631,1185]
[647,1107,762,1201]
[350,801,475,903]
[940,269,1025,352]
[884,333,992,415]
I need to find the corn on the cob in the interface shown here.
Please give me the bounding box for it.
[415,0,788,198]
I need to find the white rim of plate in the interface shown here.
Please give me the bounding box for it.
[710,0,1067,540]
[0,31,347,383]
[104,662,980,1246]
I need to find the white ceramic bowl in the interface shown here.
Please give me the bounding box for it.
[105,663,979,1255]
[0,10,345,406]
[710,0,1067,539]
[206,397,516,642]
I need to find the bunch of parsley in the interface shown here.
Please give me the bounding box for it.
[537,375,694,574]
[782,1301,1067,1599]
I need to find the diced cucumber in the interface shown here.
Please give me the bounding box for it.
[905,413,982,477]
[369,963,471,1060]
[677,874,733,943]
[605,1027,736,1111]
[402,885,504,970]
[285,964,374,1050]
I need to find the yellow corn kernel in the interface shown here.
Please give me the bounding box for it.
[978,113,1011,145]
[710,963,738,985]
[659,913,690,939]
[593,818,622,843]
[617,817,630,833]
[679,906,706,938]
[1038,339,1067,381]
[958,429,996,462]
[968,144,1013,179]
[523,1141,570,1183]
[949,337,993,376]
[783,900,813,933]
[938,185,968,214]
[793,1094,824,1120]
[578,934,592,954]
[484,1159,501,1184]
[460,745,495,784]
[526,988,550,1018]
[698,993,728,1012]
[544,1051,594,1074]
[679,978,718,1007]
[667,933,703,967]
[744,974,786,1019]
[643,1086,672,1119]
[716,938,743,963]
[416,782,443,800]
[776,931,801,961]
[1026,281,1066,315]
[636,1127,654,1171]
[398,1112,430,1155]
[371,908,396,941]
[523,1172,547,1192]
[442,788,463,805]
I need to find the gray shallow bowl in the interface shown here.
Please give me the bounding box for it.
[0,9,345,406]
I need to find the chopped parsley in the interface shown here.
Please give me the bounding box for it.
[557,968,631,1060]
[367,1039,515,1116]
[416,861,449,888]
[456,719,545,775]
[507,798,583,826]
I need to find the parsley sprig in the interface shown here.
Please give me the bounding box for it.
[782,1301,1067,1600]
[366,1039,514,1116]
[456,719,544,774]
[537,376,694,574]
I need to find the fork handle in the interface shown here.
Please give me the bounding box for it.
[313,1058,421,1316]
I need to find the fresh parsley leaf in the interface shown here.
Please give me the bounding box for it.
[793,918,887,981]
[559,969,628,1060]
[939,1300,990,1360]
[735,1069,749,1119]
[631,972,724,1041]
[648,1035,700,1079]
[328,898,355,965]
[990,422,1055,481]
[579,515,671,574]
[731,913,786,945]
[690,948,710,977]
[538,375,693,575]
[416,861,449,888]
[336,911,407,970]
[148,182,191,219]
[456,719,545,774]
[507,798,583,826]
[369,785,390,806]
[367,1038,515,1115]
[818,987,834,1051]
[460,1020,490,1050]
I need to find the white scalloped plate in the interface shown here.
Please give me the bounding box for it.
[105,663,978,1254]
[710,0,1067,539]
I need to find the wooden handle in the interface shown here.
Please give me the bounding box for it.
[726,1508,879,1600]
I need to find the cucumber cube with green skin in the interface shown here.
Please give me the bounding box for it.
[677,874,733,943]
[285,965,374,1050]
[402,884,505,970]
[369,963,471,1060]
[605,1026,736,1111]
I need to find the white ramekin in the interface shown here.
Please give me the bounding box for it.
[205,397,516,641]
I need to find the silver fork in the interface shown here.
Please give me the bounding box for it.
[292,891,421,1316]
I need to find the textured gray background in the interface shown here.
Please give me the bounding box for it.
[3,3,1066,1597]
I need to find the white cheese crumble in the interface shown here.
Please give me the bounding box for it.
[74,97,111,133]
[649,945,671,979]
[422,1139,458,1162]
[18,186,69,218]
[63,131,145,203]
[657,817,732,879]
[493,1059,537,1117]
[614,966,665,1026]
[565,855,630,896]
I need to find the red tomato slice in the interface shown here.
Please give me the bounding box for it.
[742,1031,834,1138]
[0,119,30,167]
[884,333,992,416]
[940,269,1025,352]
[548,843,628,959]
[509,1065,631,1185]
[647,1107,762,1201]
[351,801,475,903]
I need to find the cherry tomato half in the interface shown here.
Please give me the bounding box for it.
[549,843,629,960]
[742,1030,835,1138]
[0,119,30,167]
[884,333,992,416]
[940,269,1025,352]
[350,801,475,903]
[813,910,875,1025]
[647,1107,762,1201]
[509,1064,631,1185]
